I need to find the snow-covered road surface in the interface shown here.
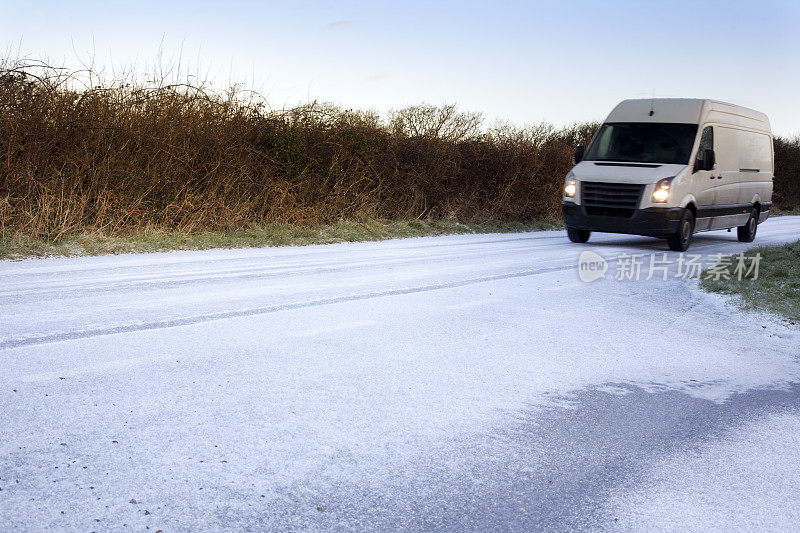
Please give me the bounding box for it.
[2,217,800,531]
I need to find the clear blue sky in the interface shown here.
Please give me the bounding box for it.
[4,0,799,134]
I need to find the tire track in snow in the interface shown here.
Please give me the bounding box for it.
[0,240,566,299]
[0,262,578,350]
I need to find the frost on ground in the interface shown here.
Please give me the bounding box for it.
[606,412,800,532]
[1,217,800,531]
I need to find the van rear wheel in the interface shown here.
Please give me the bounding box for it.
[737,209,758,242]
[567,227,591,243]
[667,209,695,252]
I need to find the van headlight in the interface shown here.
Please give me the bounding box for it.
[652,177,675,203]
[564,173,577,198]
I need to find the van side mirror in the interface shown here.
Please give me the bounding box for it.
[695,148,715,172]
[703,149,715,171]
[573,145,585,164]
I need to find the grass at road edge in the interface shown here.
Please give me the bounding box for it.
[702,240,800,325]
[773,207,800,217]
[0,218,564,260]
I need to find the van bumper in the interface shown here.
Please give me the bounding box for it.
[562,202,684,237]
[758,201,772,223]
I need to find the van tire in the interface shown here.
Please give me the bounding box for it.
[567,227,591,243]
[667,209,694,252]
[737,209,758,242]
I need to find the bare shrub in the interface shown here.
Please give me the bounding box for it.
[389,104,483,142]
[775,136,800,210]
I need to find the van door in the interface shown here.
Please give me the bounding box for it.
[692,125,716,231]
[709,126,742,229]
[737,130,773,209]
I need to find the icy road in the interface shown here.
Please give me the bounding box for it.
[2,217,800,532]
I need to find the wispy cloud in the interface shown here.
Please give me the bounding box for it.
[364,73,387,83]
[323,20,354,31]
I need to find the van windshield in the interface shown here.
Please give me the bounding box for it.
[584,122,698,165]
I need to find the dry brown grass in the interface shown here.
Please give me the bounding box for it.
[1,58,798,243]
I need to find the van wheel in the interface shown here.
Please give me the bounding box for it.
[737,209,758,242]
[567,227,591,243]
[667,209,694,252]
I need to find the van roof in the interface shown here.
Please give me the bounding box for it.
[605,98,771,133]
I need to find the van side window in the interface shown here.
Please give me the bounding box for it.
[698,126,713,154]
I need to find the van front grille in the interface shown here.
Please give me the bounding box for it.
[581,182,644,216]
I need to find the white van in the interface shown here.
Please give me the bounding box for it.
[562,99,773,251]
